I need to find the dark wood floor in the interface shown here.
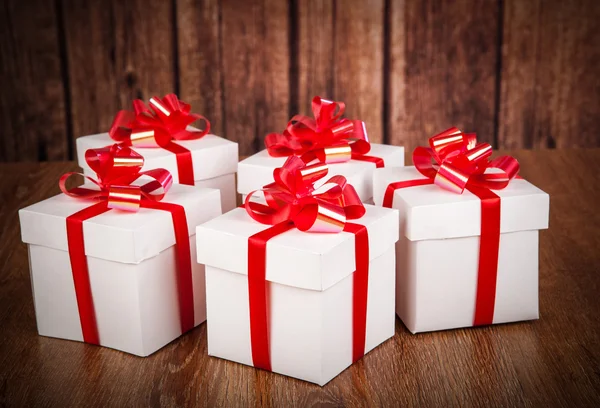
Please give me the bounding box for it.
[1,149,599,407]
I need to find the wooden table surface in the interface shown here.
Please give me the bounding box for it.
[1,149,599,407]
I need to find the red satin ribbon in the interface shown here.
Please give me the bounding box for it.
[469,186,501,326]
[344,222,370,363]
[265,96,385,168]
[162,142,195,185]
[245,157,370,370]
[66,202,111,344]
[247,221,296,371]
[62,145,194,344]
[351,152,385,168]
[383,128,519,326]
[109,94,210,186]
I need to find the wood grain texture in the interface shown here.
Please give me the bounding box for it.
[0,0,68,161]
[1,150,600,406]
[2,0,600,163]
[63,0,175,143]
[388,0,500,152]
[296,0,334,116]
[334,0,385,144]
[220,0,290,155]
[498,0,600,149]
[294,0,386,142]
[176,0,224,137]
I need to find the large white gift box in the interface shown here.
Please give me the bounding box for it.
[373,166,549,333]
[19,184,222,356]
[77,132,238,213]
[238,143,404,205]
[196,205,399,385]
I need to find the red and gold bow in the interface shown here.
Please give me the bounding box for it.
[413,127,520,194]
[245,156,365,233]
[60,144,173,211]
[109,94,210,148]
[265,96,371,164]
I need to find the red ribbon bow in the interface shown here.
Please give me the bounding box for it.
[265,96,372,165]
[413,127,519,194]
[245,155,365,232]
[60,145,195,346]
[107,94,210,185]
[60,144,173,211]
[109,94,210,148]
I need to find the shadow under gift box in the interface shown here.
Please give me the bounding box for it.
[237,144,405,205]
[19,185,222,356]
[373,166,550,333]
[196,205,399,386]
[76,130,239,213]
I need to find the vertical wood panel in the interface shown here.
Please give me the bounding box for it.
[334,0,385,144]
[176,0,224,137]
[220,0,290,155]
[63,0,175,146]
[498,0,600,149]
[388,0,500,153]
[2,0,600,163]
[0,0,68,161]
[297,1,385,143]
[296,1,334,115]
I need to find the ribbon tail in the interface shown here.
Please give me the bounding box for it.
[351,153,385,168]
[143,200,195,334]
[247,221,296,371]
[344,222,369,363]
[383,179,434,208]
[66,201,112,345]
[468,186,501,326]
[162,142,195,185]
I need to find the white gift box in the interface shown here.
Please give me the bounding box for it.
[76,132,239,213]
[238,144,405,204]
[19,184,222,356]
[196,205,399,385]
[373,166,549,333]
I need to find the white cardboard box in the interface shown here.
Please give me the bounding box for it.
[196,205,399,385]
[373,166,550,333]
[76,133,239,213]
[237,144,405,203]
[19,184,222,356]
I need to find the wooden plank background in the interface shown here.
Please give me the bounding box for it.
[1,0,599,161]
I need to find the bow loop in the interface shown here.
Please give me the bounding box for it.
[313,97,345,129]
[245,156,365,233]
[109,94,210,148]
[414,128,519,194]
[265,96,370,165]
[60,144,173,212]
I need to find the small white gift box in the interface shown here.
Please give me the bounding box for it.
[196,205,399,385]
[238,143,404,205]
[19,184,222,356]
[373,166,549,333]
[77,132,238,213]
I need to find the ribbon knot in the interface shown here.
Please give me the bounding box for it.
[265,96,371,164]
[109,94,210,148]
[413,127,520,194]
[245,156,365,233]
[60,144,173,211]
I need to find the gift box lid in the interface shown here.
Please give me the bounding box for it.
[237,143,405,201]
[373,166,549,242]
[196,205,399,291]
[20,184,222,264]
[76,131,238,183]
